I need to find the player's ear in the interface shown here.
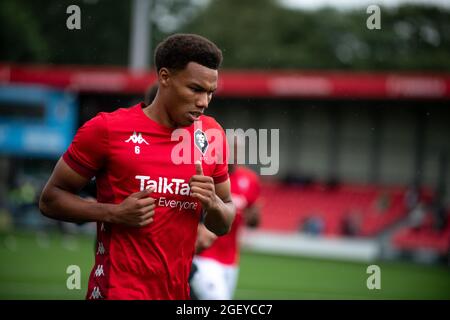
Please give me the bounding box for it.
[158,67,171,87]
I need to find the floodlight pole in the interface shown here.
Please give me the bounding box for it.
[129,0,152,71]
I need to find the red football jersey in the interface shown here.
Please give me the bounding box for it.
[62,103,229,300]
[198,166,260,265]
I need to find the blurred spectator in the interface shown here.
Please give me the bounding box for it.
[342,209,362,237]
[432,202,448,231]
[8,177,40,228]
[300,215,324,236]
[407,202,427,231]
[0,208,13,232]
[405,183,420,212]
[374,190,391,214]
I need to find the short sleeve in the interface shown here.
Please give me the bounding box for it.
[244,171,261,207]
[212,123,229,185]
[62,113,108,178]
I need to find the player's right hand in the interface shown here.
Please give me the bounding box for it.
[109,188,156,227]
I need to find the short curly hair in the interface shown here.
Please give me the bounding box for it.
[154,33,223,72]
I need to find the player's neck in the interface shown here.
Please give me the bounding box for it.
[143,100,176,129]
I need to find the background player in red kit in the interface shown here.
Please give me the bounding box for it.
[190,135,261,300]
[39,34,235,300]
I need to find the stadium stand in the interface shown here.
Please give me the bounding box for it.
[259,182,409,237]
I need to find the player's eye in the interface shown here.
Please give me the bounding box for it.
[190,87,204,93]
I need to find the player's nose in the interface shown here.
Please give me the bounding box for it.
[196,92,209,109]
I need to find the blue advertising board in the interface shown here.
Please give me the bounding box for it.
[0,85,77,158]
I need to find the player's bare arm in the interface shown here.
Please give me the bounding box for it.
[189,161,235,236]
[39,158,156,227]
[195,223,218,254]
[243,202,262,228]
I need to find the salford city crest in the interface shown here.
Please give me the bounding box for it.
[194,129,208,154]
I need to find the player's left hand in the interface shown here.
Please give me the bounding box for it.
[189,161,219,212]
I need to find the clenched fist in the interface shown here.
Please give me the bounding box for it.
[189,161,219,212]
[109,188,156,227]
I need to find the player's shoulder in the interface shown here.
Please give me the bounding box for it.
[100,103,142,120]
[198,115,225,131]
[88,103,142,127]
[235,166,260,181]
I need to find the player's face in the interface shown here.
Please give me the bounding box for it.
[164,62,218,127]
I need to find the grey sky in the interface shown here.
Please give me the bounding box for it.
[278,0,450,10]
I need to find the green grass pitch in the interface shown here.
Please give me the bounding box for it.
[0,231,449,300]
